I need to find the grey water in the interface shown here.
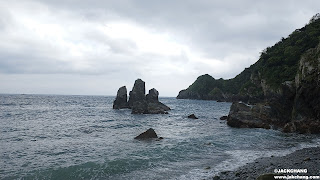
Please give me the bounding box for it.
[1,94,319,180]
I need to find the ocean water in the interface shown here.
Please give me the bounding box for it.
[1,94,320,180]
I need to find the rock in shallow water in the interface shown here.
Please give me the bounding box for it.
[134,128,158,139]
[187,114,198,119]
[220,116,228,120]
[226,102,272,129]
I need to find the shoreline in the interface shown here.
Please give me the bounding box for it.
[213,146,320,180]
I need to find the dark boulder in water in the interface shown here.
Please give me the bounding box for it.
[146,101,170,114]
[220,116,228,120]
[226,102,273,129]
[188,114,198,119]
[113,86,129,109]
[134,128,158,139]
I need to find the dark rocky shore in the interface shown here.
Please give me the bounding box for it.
[214,147,320,180]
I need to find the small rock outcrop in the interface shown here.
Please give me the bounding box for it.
[134,128,158,139]
[146,88,170,114]
[113,86,129,109]
[146,101,170,114]
[220,116,228,120]
[146,88,159,102]
[113,79,170,114]
[188,114,198,119]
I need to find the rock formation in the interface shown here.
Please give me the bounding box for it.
[176,74,254,102]
[128,79,146,108]
[220,116,228,120]
[187,114,198,119]
[145,88,170,114]
[131,101,149,114]
[113,86,129,109]
[146,88,159,102]
[227,102,274,129]
[227,42,320,133]
[177,16,320,134]
[146,101,170,114]
[134,128,158,139]
[113,79,170,114]
[281,45,320,133]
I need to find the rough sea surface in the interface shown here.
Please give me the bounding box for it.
[1,94,320,180]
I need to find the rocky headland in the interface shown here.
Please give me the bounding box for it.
[177,14,320,134]
[226,39,320,133]
[113,79,170,114]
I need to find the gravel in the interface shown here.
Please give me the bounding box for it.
[213,147,320,180]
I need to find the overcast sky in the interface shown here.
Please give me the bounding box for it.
[0,0,319,96]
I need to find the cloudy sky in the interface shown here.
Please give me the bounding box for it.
[0,0,319,96]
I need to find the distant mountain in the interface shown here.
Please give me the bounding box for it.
[177,14,320,133]
[177,14,320,104]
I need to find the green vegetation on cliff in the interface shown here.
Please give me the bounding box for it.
[177,14,320,101]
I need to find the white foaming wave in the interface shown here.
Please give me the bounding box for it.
[176,137,320,180]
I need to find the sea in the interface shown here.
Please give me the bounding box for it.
[1,94,320,180]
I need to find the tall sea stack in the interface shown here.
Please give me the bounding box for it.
[128,79,146,108]
[112,79,170,114]
[113,86,129,109]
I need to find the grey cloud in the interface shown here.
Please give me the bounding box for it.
[0,5,14,31]
[85,32,138,54]
[24,1,320,60]
[0,49,73,74]
[1,0,320,96]
[0,48,142,76]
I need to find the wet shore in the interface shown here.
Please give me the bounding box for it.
[213,147,320,180]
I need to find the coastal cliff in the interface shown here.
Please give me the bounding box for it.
[177,14,320,133]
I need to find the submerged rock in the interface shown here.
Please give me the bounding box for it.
[134,128,158,139]
[113,86,129,109]
[188,114,198,119]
